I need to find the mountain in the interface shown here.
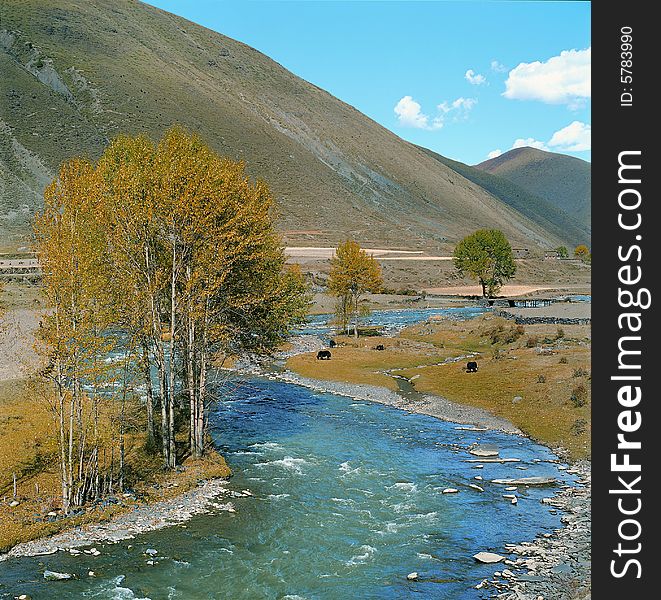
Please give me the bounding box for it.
[1,0,570,253]
[476,147,591,237]
[418,147,590,247]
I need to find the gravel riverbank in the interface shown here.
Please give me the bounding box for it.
[0,479,242,562]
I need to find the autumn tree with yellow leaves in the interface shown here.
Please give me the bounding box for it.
[328,240,383,337]
[34,127,309,510]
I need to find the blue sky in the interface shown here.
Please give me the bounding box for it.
[144,1,591,165]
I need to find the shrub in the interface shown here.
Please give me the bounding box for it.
[556,327,565,339]
[570,383,589,408]
[570,418,589,436]
[536,374,546,384]
[559,356,569,364]
[526,336,539,348]
[573,367,590,378]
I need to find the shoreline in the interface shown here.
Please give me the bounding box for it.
[2,336,590,599]
[233,343,591,600]
[0,478,241,562]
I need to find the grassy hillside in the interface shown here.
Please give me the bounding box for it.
[1,0,569,253]
[418,146,591,247]
[476,147,591,237]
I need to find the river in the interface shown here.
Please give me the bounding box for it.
[0,307,577,599]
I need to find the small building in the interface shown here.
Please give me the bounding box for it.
[512,248,530,259]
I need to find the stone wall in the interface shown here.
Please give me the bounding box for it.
[494,310,591,326]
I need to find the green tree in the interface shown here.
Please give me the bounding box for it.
[453,229,516,297]
[328,240,383,337]
[554,246,569,259]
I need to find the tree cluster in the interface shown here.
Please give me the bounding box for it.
[34,128,309,512]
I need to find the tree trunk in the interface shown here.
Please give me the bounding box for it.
[196,345,207,457]
[144,244,170,467]
[141,342,155,447]
[167,240,177,469]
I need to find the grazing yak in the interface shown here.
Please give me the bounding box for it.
[466,361,478,373]
[374,344,385,351]
[317,350,332,360]
[328,339,337,348]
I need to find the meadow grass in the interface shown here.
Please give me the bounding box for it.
[0,378,230,552]
[287,315,591,460]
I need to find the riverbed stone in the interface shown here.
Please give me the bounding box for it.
[469,446,499,457]
[43,570,73,581]
[473,552,505,564]
[406,572,418,580]
[441,488,459,494]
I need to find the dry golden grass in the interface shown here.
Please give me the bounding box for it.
[0,378,230,553]
[287,315,591,460]
[287,335,461,391]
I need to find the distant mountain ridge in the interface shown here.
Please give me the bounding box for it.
[419,146,590,247]
[476,147,591,238]
[2,0,575,252]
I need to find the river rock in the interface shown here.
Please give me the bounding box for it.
[9,500,20,507]
[145,548,158,556]
[43,570,73,581]
[492,477,557,486]
[469,446,499,458]
[406,572,419,580]
[474,476,483,481]
[511,497,518,505]
[474,552,505,564]
[442,488,459,494]
[466,458,520,463]
[469,484,484,492]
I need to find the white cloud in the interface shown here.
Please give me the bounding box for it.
[503,47,591,108]
[438,97,477,115]
[394,95,442,130]
[394,95,476,130]
[465,69,487,85]
[494,120,591,157]
[512,137,549,151]
[490,60,508,73]
[547,121,591,151]
[487,149,503,159]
